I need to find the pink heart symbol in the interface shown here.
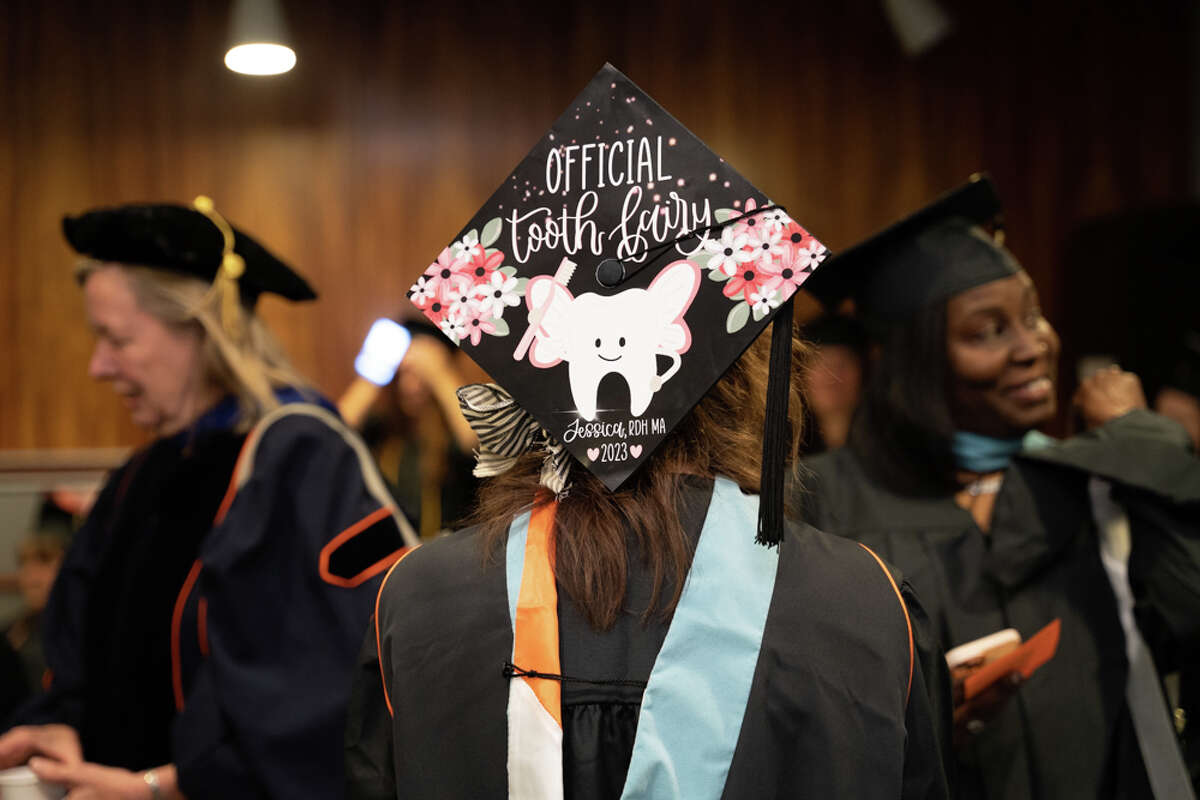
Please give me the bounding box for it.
[586,447,600,461]
[629,444,643,458]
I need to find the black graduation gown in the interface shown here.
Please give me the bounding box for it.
[799,409,1200,799]
[11,403,405,799]
[346,477,953,800]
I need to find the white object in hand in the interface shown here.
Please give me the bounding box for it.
[0,766,66,800]
[355,319,413,386]
[944,628,1021,670]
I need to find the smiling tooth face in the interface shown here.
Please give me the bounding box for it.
[520,260,701,422]
[567,291,658,420]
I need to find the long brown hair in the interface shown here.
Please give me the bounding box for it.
[470,328,808,631]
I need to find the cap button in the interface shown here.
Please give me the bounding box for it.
[596,258,625,288]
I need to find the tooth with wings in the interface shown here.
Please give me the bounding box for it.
[515,260,701,421]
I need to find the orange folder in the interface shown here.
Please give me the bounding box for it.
[962,618,1061,701]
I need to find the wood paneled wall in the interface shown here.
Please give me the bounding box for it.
[1,0,1193,448]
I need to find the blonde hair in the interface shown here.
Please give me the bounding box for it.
[76,259,312,429]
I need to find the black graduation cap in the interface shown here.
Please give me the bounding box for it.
[62,201,316,304]
[803,174,1015,326]
[407,63,828,542]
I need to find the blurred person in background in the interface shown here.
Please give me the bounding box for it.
[1155,330,1200,452]
[798,313,867,454]
[800,176,1200,799]
[338,316,479,539]
[0,199,412,799]
[6,500,74,697]
[0,499,74,722]
[1152,328,1200,786]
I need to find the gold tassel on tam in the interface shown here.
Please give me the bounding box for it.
[193,195,247,343]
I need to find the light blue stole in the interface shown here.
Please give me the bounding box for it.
[504,476,779,799]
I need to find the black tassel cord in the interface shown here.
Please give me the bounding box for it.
[756,295,793,548]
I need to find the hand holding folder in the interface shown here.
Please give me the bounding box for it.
[948,618,1061,746]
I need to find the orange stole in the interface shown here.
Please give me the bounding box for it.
[512,501,562,726]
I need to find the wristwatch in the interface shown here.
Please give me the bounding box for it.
[142,769,162,800]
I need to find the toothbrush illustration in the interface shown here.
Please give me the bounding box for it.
[513,257,576,362]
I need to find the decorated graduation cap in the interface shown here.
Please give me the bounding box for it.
[63,200,316,306]
[408,63,828,544]
[804,173,1015,328]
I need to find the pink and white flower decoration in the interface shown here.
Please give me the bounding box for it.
[702,226,753,277]
[708,199,827,333]
[460,247,504,286]
[749,289,780,317]
[746,226,784,269]
[475,271,522,319]
[439,314,468,342]
[408,217,525,346]
[731,197,766,237]
[761,207,793,233]
[761,243,809,303]
[409,275,439,308]
[794,241,829,273]
[722,262,766,304]
[447,279,480,320]
[453,231,483,260]
[462,306,497,346]
[418,247,467,303]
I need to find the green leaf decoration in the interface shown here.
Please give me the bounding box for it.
[726,302,750,333]
[500,266,518,278]
[715,208,735,223]
[491,317,510,336]
[514,277,529,293]
[708,268,730,283]
[752,304,767,322]
[481,217,503,248]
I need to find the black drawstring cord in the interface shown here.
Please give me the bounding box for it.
[503,661,648,690]
[596,204,787,287]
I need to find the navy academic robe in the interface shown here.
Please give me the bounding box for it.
[12,400,405,799]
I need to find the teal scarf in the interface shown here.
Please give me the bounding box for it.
[952,429,1053,472]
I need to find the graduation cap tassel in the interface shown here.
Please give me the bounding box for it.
[193,196,247,343]
[756,295,793,548]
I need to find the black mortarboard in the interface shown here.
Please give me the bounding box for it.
[804,174,1015,326]
[62,202,316,304]
[407,63,828,544]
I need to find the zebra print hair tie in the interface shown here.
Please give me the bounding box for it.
[457,383,572,497]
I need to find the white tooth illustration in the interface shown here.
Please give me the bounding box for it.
[517,260,701,421]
